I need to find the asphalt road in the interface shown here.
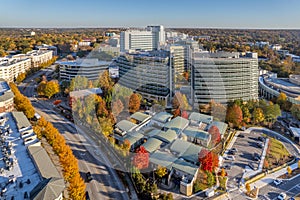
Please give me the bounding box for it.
[19,68,131,200]
[258,175,300,200]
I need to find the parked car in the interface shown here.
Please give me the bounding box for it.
[273,179,282,186]
[237,134,245,138]
[248,162,258,170]
[223,163,232,170]
[256,142,263,148]
[253,153,261,161]
[258,136,266,142]
[277,192,286,200]
[230,148,238,153]
[225,155,235,161]
[85,191,90,200]
[86,172,93,182]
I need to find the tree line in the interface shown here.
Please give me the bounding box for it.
[10,83,86,200]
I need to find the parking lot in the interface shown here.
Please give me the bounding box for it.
[223,131,266,189]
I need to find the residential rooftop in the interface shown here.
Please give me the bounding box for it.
[142,138,163,153]
[152,112,173,123]
[164,116,189,132]
[189,112,213,125]
[130,112,151,123]
[0,79,14,102]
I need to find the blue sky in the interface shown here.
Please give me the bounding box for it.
[1,0,300,28]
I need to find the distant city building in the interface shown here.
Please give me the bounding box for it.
[58,58,111,81]
[146,25,166,48]
[0,79,14,112]
[78,39,91,47]
[0,57,31,82]
[270,44,282,51]
[192,52,259,105]
[277,49,290,57]
[35,44,58,56]
[120,25,165,52]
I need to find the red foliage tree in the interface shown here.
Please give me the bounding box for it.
[226,104,243,128]
[172,108,181,118]
[133,146,149,169]
[198,149,219,172]
[181,110,188,119]
[208,125,221,146]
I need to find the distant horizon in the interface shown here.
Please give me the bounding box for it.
[1,0,300,29]
[1,26,300,31]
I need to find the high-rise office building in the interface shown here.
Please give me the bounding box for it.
[169,45,185,81]
[146,25,166,48]
[120,25,165,52]
[114,50,173,103]
[192,52,259,106]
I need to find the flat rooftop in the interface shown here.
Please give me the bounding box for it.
[0,113,41,200]
[58,59,111,66]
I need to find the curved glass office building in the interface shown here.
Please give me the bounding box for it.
[192,52,259,105]
[114,51,173,103]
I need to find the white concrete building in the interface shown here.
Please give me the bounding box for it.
[0,57,31,82]
[120,25,166,52]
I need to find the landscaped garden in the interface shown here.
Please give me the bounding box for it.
[263,137,293,170]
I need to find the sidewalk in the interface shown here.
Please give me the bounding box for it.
[250,162,299,190]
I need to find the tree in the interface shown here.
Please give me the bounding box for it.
[128,93,140,113]
[69,76,88,91]
[241,105,251,123]
[96,96,108,118]
[99,118,113,137]
[44,80,60,98]
[181,110,188,119]
[172,92,189,110]
[172,108,181,118]
[264,103,281,123]
[253,108,265,124]
[290,104,300,120]
[16,72,26,83]
[37,81,47,96]
[276,92,287,107]
[112,99,124,117]
[122,139,131,152]
[98,70,113,95]
[133,146,149,169]
[208,125,221,146]
[287,166,292,175]
[183,71,189,81]
[226,104,243,128]
[155,166,167,179]
[245,183,251,194]
[198,149,218,172]
[220,168,226,177]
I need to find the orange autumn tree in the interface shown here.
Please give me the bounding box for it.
[133,146,149,169]
[128,93,141,113]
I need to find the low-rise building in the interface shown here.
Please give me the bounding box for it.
[0,79,14,112]
[59,59,111,81]
[0,57,31,82]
